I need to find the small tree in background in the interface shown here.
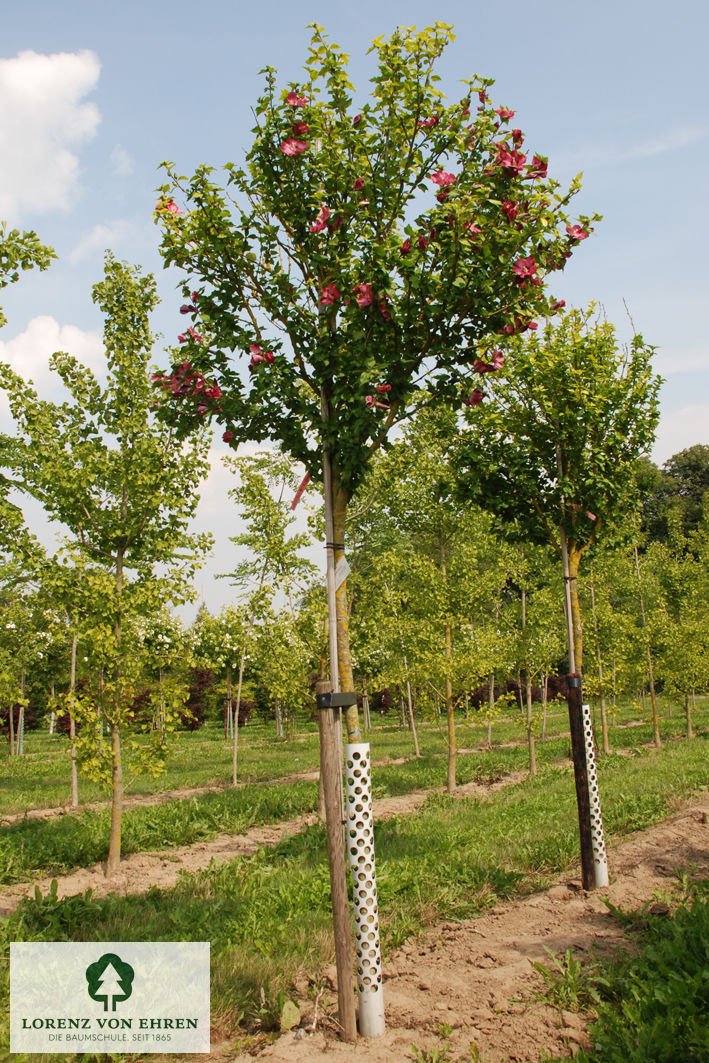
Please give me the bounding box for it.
[454,306,660,674]
[0,255,212,874]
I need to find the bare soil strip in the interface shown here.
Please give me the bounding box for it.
[224,792,708,1063]
[0,772,525,912]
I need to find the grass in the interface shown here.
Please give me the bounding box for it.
[542,878,709,1062]
[2,703,706,885]
[4,693,705,815]
[0,739,571,885]
[1,733,707,1062]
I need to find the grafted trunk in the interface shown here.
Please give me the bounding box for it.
[567,547,584,675]
[332,475,361,742]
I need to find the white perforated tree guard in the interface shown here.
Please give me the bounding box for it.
[344,742,385,1037]
[582,704,609,887]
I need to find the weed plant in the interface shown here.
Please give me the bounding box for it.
[569,879,709,1062]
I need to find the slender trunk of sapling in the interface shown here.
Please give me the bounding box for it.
[439,533,456,792]
[685,690,694,739]
[541,673,548,740]
[106,724,123,875]
[9,701,14,756]
[634,546,661,747]
[106,549,125,876]
[69,631,79,808]
[589,569,610,754]
[406,680,420,757]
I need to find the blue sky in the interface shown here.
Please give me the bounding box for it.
[1,0,707,614]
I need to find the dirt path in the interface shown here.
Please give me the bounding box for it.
[0,771,525,913]
[223,791,709,1063]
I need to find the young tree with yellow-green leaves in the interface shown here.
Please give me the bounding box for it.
[0,254,211,875]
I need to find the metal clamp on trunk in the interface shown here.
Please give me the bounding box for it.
[316,691,358,710]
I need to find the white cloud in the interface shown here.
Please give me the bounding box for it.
[653,344,709,377]
[0,315,103,394]
[110,144,134,177]
[555,124,707,173]
[652,404,709,465]
[0,50,100,220]
[69,219,136,263]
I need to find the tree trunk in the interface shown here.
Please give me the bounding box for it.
[487,672,494,749]
[362,691,371,730]
[69,631,79,808]
[589,568,610,754]
[49,678,55,735]
[8,701,14,755]
[406,680,420,757]
[567,547,584,675]
[525,672,537,774]
[439,534,456,792]
[685,690,694,739]
[634,546,661,747]
[233,635,248,786]
[17,671,25,756]
[106,724,123,876]
[106,549,125,875]
[541,673,548,740]
[332,474,362,741]
[275,699,284,737]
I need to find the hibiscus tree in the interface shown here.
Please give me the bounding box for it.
[154,23,596,741]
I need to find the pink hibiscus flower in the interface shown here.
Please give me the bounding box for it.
[223,430,235,443]
[418,116,440,129]
[431,170,456,186]
[399,237,412,255]
[495,107,515,120]
[354,283,374,308]
[463,389,485,407]
[280,138,309,156]
[495,145,527,176]
[501,200,519,222]
[320,283,341,306]
[513,256,538,281]
[286,91,309,107]
[353,177,365,190]
[566,224,589,241]
[310,205,331,233]
[526,155,548,179]
[292,121,310,136]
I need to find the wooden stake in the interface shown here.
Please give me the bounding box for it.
[316,680,357,1042]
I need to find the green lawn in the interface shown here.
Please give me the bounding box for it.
[1,733,707,1062]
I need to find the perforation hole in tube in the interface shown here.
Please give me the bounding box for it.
[582,703,609,886]
[345,743,384,1000]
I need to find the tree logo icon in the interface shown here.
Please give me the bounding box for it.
[85,953,135,1011]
